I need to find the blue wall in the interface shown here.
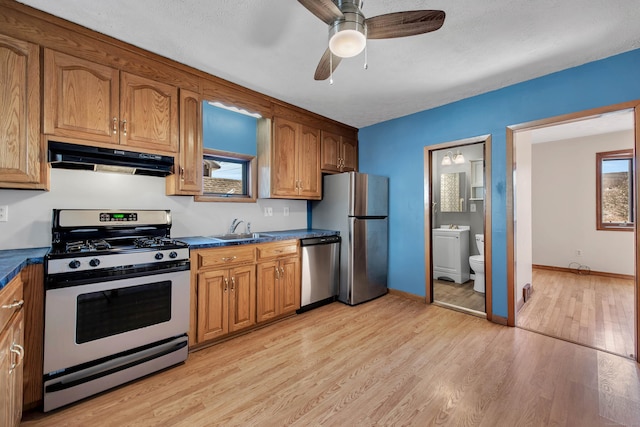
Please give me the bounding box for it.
[202,102,257,155]
[358,48,640,318]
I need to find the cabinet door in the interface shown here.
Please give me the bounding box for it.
[320,131,341,173]
[167,89,202,195]
[341,136,358,172]
[0,311,23,427]
[271,118,299,197]
[256,261,279,322]
[279,257,301,315]
[43,49,119,144]
[197,270,229,342]
[297,125,321,199]
[9,312,23,427]
[0,319,10,427]
[120,72,178,153]
[229,265,256,332]
[0,35,43,189]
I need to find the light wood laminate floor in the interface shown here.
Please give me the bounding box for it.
[22,295,640,426]
[517,268,635,359]
[434,278,486,313]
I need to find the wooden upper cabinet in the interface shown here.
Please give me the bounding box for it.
[120,72,178,152]
[0,34,45,190]
[297,125,322,198]
[167,89,202,195]
[44,49,119,144]
[341,136,358,172]
[272,118,299,197]
[43,49,178,153]
[321,130,358,173]
[265,117,321,200]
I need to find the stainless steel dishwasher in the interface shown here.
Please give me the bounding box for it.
[298,235,341,313]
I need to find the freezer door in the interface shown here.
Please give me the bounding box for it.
[341,217,388,305]
[350,173,389,217]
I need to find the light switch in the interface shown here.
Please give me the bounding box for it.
[0,205,7,222]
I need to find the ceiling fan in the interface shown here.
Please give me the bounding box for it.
[297,0,446,81]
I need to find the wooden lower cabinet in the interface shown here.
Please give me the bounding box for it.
[0,275,25,427]
[196,265,256,342]
[256,240,301,322]
[256,256,300,322]
[191,240,301,348]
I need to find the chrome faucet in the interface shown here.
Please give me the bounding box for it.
[229,218,244,234]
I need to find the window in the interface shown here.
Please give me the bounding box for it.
[195,149,257,203]
[596,149,634,231]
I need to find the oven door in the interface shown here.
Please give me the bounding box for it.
[44,268,189,375]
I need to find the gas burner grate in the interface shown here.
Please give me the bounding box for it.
[65,240,112,252]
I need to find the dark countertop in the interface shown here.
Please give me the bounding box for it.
[0,229,339,290]
[178,229,339,250]
[0,247,49,290]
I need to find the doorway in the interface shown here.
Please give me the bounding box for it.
[507,102,640,361]
[424,135,493,319]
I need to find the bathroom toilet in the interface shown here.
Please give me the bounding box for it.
[469,234,485,293]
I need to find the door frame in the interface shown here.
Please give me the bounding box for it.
[506,100,640,361]
[423,135,494,321]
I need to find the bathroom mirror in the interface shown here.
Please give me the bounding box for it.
[440,172,466,212]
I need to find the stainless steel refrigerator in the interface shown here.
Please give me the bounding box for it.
[312,172,389,305]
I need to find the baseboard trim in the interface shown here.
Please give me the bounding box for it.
[388,288,426,303]
[532,264,634,280]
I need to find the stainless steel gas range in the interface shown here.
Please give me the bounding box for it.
[43,209,190,412]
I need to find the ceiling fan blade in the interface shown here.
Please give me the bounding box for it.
[366,10,445,39]
[314,48,342,81]
[297,0,343,25]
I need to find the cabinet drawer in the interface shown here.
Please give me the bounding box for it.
[0,275,24,332]
[257,241,299,260]
[196,246,256,270]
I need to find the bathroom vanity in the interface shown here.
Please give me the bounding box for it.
[432,226,470,284]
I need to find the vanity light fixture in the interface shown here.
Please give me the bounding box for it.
[441,151,465,166]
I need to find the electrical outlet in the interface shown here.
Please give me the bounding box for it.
[470,203,476,213]
[576,249,582,256]
[0,205,7,222]
[264,207,269,217]
[267,207,273,217]
[283,207,289,217]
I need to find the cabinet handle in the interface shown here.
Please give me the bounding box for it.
[221,256,237,262]
[2,299,24,310]
[112,117,118,134]
[10,344,24,371]
[122,119,128,136]
[180,167,185,179]
[280,267,284,276]
[231,277,235,291]
[275,267,280,279]
[224,277,229,292]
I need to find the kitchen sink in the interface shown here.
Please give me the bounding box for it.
[209,233,265,242]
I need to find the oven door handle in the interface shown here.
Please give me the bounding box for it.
[44,335,188,393]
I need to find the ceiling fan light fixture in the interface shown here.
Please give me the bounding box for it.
[328,11,366,58]
[329,28,366,58]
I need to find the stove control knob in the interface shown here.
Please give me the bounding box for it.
[69,260,81,269]
[169,251,178,259]
[155,252,164,260]
[89,258,101,267]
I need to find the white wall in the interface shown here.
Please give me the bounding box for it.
[515,132,532,307]
[531,130,634,275]
[0,169,308,250]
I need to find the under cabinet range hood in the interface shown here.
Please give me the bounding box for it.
[48,141,174,177]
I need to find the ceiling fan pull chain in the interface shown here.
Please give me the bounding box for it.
[364,25,368,70]
[330,52,334,85]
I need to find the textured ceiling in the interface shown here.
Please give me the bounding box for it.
[17,0,640,129]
